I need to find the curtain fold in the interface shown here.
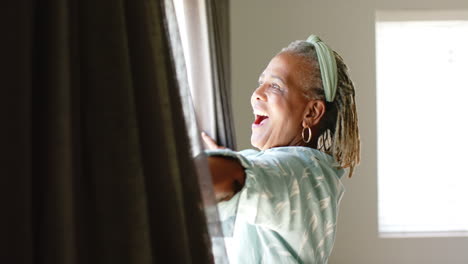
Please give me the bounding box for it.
[1,1,215,263]
[1,2,34,263]
[206,0,236,150]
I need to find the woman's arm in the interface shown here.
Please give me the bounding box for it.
[208,156,245,202]
[202,132,246,202]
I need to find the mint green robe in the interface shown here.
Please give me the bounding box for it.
[206,147,345,264]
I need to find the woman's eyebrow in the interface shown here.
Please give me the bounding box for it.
[271,75,286,85]
[259,73,286,85]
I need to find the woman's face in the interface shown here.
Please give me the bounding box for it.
[250,52,311,150]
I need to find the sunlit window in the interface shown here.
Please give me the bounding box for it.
[376,11,468,237]
[173,0,216,142]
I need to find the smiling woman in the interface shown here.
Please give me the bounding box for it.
[251,52,322,151]
[202,35,360,264]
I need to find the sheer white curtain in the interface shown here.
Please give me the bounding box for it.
[173,0,215,146]
[173,0,236,150]
[168,0,234,263]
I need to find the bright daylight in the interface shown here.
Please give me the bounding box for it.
[377,17,468,236]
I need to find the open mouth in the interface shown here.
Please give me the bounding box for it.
[253,114,269,126]
[254,115,268,125]
[252,108,269,128]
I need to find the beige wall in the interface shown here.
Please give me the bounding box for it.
[230,0,468,263]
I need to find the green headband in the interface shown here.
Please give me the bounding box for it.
[306,35,337,102]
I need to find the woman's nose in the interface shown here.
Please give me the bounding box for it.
[252,84,267,102]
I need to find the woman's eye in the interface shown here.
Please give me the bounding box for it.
[271,83,281,90]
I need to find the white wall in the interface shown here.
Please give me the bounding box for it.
[230,0,468,263]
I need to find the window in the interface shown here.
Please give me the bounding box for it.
[172,0,236,150]
[376,10,468,237]
[173,0,216,142]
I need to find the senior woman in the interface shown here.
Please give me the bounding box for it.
[202,35,360,264]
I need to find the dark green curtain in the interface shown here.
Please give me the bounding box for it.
[1,1,214,263]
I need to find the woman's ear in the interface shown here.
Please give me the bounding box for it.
[302,99,326,128]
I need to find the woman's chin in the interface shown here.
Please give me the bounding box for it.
[251,133,267,150]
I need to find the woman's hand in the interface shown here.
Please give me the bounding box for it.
[201,132,226,150]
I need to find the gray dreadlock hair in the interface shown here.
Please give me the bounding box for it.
[280,40,361,177]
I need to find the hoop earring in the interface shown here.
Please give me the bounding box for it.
[302,127,312,143]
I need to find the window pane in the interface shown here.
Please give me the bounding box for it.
[376,15,468,235]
